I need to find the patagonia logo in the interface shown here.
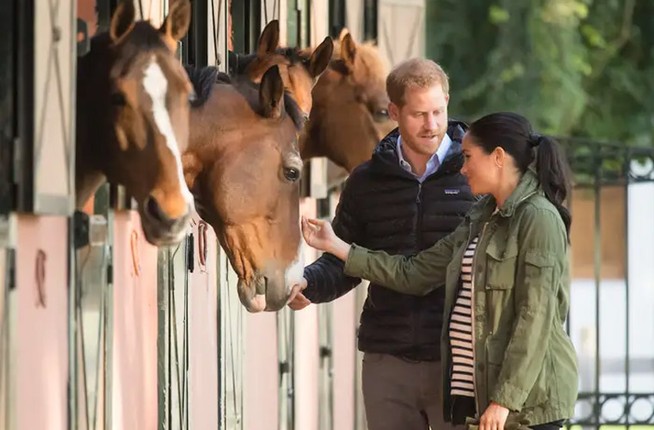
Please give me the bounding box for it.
[444,188,460,195]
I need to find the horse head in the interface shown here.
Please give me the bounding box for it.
[301,30,396,172]
[183,65,305,312]
[76,0,194,246]
[229,19,333,117]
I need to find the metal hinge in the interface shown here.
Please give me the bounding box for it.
[5,249,16,291]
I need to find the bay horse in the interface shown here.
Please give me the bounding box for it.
[300,30,396,174]
[227,19,334,117]
[182,65,307,313]
[76,0,194,246]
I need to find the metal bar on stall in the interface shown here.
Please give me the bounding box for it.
[592,150,602,428]
[623,146,631,429]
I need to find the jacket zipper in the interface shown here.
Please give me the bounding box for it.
[413,180,423,352]
[470,221,489,417]
[415,181,423,248]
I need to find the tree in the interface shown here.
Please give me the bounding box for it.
[426,0,654,148]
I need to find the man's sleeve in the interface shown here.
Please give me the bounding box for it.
[303,177,363,303]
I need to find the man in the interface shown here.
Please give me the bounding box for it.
[289,58,475,429]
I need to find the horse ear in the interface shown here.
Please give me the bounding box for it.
[340,33,357,70]
[259,65,284,119]
[338,28,350,43]
[305,37,333,78]
[160,0,191,51]
[257,20,280,57]
[109,0,136,42]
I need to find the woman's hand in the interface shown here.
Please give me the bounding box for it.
[301,217,351,261]
[479,402,510,430]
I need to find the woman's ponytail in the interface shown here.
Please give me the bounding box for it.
[534,135,573,241]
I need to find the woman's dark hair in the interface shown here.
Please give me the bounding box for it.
[468,112,572,239]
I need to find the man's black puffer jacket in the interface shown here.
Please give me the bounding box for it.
[303,121,476,361]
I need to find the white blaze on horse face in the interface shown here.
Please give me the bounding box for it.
[284,240,305,293]
[142,57,195,208]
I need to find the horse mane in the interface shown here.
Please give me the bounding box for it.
[184,65,231,107]
[227,47,306,75]
[184,65,306,131]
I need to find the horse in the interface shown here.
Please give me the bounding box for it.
[227,19,334,117]
[181,65,308,313]
[300,30,396,174]
[76,0,194,246]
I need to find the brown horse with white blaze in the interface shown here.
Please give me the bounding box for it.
[76,0,194,246]
[182,65,309,312]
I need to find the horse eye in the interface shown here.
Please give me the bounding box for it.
[373,108,389,121]
[111,92,126,106]
[284,167,301,182]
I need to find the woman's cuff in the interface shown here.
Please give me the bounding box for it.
[343,243,368,277]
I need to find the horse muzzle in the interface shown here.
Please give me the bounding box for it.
[139,198,193,246]
[237,274,300,313]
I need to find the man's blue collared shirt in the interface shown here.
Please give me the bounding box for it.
[397,134,452,183]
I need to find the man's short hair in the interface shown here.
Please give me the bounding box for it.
[386,58,449,106]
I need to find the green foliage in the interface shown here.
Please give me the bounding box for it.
[425,0,654,148]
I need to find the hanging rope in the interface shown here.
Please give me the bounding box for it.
[35,249,47,308]
[198,221,208,270]
[130,230,141,276]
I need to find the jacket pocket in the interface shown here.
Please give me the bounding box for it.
[484,241,518,332]
[523,250,555,289]
[485,241,518,291]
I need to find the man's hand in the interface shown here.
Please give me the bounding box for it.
[288,292,311,310]
[287,278,311,310]
[478,402,510,430]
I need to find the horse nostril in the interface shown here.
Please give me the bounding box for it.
[145,196,168,224]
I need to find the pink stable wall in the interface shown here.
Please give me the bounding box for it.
[111,210,158,430]
[187,215,219,429]
[332,290,358,430]
[15,215,69,430]
[243,198,320,430]
[243,197,359,430]
[293,198,321,429]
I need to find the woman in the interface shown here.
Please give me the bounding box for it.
[301,112,578,430]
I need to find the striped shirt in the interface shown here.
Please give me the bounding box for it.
[449,236,478,398]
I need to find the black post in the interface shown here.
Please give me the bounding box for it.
[0,0,17,215]
[328,0,345,38]
[14,0,34,211]
[232,0,261,53]
[363,0,378,42]
[186,0,208,66]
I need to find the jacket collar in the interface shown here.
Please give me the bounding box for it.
[370,120,468,178]
[467,169,540,222]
